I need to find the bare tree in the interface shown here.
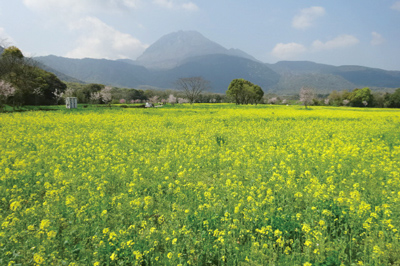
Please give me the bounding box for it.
[299,87,315,109]
[175,77,210,104]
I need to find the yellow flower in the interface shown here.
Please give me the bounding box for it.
[47,230,57,239]
[110,252,117,261]
[33,253,44,265]
[303,262,312,266]
[167,252,173,259]
[39,219,51,230]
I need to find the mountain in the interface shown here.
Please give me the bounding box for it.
[36,61,83,83]
[36,31,400,94]
[267,61,400,92]
[37,54,278,93]
[148,54,279,93]
[37,55,150,88]
[136,30,258,69]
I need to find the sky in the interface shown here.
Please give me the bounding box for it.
[1,0,400,70]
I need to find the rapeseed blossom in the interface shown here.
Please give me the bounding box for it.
[0,104,399,265]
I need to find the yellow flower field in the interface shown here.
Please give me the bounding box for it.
[1,104,400,265]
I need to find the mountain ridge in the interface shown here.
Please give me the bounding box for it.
[35,30,400,94]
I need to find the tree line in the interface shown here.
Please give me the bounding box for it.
[1,45,399,109]
[0,46,66,110]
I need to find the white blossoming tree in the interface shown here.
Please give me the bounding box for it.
[299,87,315,109]
[0,80,16,111]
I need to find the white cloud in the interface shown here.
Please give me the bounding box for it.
[271,42,307,59]
[66,17,148,59]
[371,32,385,46]
[312,34,359,50]
[292,6,325,30]
[23,0,139,14]
[153,0,199,11]
[391,1,400,11]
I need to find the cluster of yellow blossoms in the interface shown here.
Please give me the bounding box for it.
[1,104,399,265]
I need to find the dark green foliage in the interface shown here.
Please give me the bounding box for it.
[0,46,67,107]
[227,79,264,105]
[385,88,400,108]
[348,87,373,107]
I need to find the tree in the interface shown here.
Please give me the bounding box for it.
[0,80,16,111]
[100,86,113,105]
[76,83,104,103]
[167,94,177,105]
[299,87,315,109]
[385,88,400,108]
[251,84,264,105]
[53,89,64,105]
[175,77,210,104]
[227,79,264,105]
[0,45,66,106]
[348,87,373,107]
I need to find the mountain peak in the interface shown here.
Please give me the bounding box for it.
[136,30,256,69]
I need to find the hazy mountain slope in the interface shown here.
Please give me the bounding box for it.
[268,61,400,91]
[332,66,400,88]
[37,55,150,87]
[267,61,337,74]
[271,73,357,94]
[149,54,280,93]
[36,61,83,83]
[136,30,257,69]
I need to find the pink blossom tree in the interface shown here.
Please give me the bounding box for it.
[167,94,177,105]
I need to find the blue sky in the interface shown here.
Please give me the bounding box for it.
[1,0,400,70]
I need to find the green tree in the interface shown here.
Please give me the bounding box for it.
[251,84,264,105]
[0,46,66,106]
[75,83,104,103]
[349,87,373,107]
[385,88,400,108]
[227,79,264,105]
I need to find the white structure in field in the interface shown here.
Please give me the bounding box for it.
[66,97,78,109]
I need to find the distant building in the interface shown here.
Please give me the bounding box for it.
[66,97,78,109]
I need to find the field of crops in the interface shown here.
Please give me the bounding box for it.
[1,104,400,266]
